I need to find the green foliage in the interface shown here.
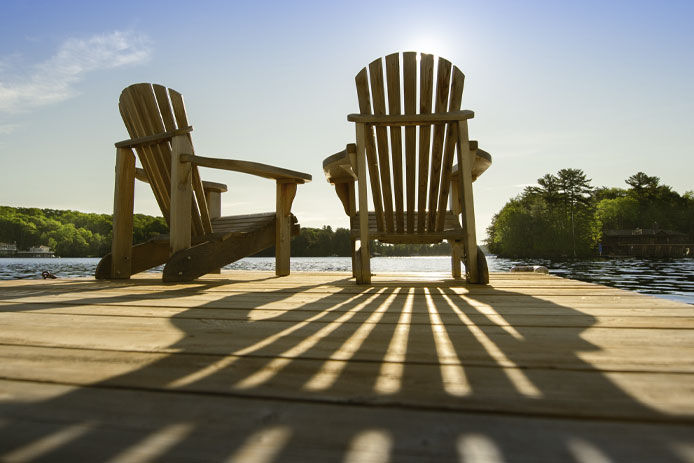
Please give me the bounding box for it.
[0,206,167,257]
[487,171,694,258]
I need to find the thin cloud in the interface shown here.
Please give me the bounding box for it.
[0,124,18,134]
[0,31,151,113]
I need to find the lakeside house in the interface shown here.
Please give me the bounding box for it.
[0,242,18,257]
[1,243,55,258]
[602,227,692,257]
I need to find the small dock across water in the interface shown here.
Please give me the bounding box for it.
[0,272,692,461]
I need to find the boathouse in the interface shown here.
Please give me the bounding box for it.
[602,227,691,257]
[16,245,55,258]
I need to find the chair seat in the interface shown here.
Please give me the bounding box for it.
[211,212,298,234]
[350,211,464,244]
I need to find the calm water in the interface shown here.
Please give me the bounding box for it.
[1,256,692,304]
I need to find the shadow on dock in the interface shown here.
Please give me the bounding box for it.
[0,275,691,461]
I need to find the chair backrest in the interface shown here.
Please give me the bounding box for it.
[118,83,211,237]
[355,51,466,234]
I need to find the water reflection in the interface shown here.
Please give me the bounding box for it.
[1,256,692,304]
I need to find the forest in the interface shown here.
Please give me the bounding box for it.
[3,170,691,259]
[486,171,694,258]
[0,206,449,258]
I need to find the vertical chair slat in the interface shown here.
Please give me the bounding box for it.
[167,89,209,237]
[427,57,452,230]
[355,68,385,232]
[369,57,394,233]
[118,100,168,218]
[136,84,204,238]
[402,51,417,233]
[119,89,171,221]
[436,66,465,231]
[130,85,174,216]
[385,52,404,233]
[417,53,434,233]
[152,84,176,131]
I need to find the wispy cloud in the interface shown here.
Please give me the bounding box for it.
[0,31,151,113]
[0,124,19,134]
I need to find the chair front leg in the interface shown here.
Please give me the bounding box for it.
[456,120,479,283]
[355,123,371,284]
[276,180,298,276]
[110,147,136,279]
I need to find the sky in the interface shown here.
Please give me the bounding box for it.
[1,0,692,239]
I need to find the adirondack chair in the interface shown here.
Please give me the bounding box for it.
[96,83,311,282]
[322,52,492,284]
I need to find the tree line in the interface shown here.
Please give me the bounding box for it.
[486,170,694,258]
[0,206,451,258]
[0,206,168,257]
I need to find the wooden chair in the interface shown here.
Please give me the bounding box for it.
[322,52,492,284]
[96,83,311,282]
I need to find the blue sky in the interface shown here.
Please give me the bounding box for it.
[1,0,692,238]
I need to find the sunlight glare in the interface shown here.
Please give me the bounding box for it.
[374,288,414,395]
[457,433,504,463]
[438,289,541,398]
[226,426,292,463]
[2,421,95,462]
[107,422,195,463]
[425,288,471,396]
[304,288,401,391]
[167,291,369,388]
[234,288,387,390]
[344,429,393,463]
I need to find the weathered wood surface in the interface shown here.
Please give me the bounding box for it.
[0,272,692,462]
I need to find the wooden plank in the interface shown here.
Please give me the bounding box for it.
[2,379,691,463]
[456,120,479,283]
[165,86,206,237]
[355,67,384,232]
[96,239,170,279]
[163,219,277,282]
[417,53,434,233]
[119,91,170,221]
[169,135,193,255]
[437,66,465,231]
[355,123,371,284]
[347,110,474,124]
[108,147,136,279]
[427,57,452,230]
[385,53,404,232]
[276,182,297,277]
[369,57,395,233]
[5,301,693,330]
[403,52,417,233]
[180,154,311,182]
[3,312,692,368]
[1,345,693,421]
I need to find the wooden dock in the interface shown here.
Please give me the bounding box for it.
[0,272,692,462]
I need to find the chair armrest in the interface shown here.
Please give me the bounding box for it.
[322,144,357,183]
[451,146,493,182]
[180,154,312,183]
[347,110,474,126]
[115,126,193,149]
[135,167,228,192]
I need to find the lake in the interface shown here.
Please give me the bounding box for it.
[1,256,692,304]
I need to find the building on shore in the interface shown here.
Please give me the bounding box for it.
[0,242,18,257]
[15,245,56,258]
[602,227,692,257]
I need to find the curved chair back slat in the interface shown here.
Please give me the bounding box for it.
[118,83,211,236]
